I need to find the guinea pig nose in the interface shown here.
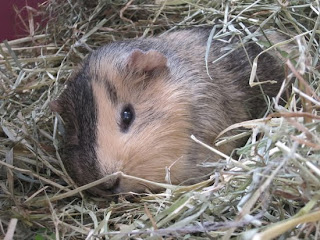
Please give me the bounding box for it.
[98,175,120,194]
[108,178,124,194]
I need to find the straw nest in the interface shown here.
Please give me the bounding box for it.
[1,0,319,239]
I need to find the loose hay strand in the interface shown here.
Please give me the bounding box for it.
[252,210,320,240]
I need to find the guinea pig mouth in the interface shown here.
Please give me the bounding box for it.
[85,177,156,197]
[72,172,122,197]
[85,180,121,197]
[87,186,114,197]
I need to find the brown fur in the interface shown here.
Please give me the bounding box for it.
[91,58,193,192]
[52,28,286,195]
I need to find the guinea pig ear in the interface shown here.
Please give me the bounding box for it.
[49,100,62,113]
[126,49,167,73]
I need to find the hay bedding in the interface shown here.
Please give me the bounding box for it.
[0,0,319,239]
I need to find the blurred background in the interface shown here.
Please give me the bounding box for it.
[0,0,46,41]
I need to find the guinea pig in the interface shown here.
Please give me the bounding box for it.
[50,28,286,195]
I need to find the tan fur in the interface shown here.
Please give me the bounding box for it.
[92,59,193,192]
[92,81,122,173]
[53,28,286,195]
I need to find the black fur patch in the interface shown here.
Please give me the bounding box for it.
[104,80,118,105]
[57,60,104,187]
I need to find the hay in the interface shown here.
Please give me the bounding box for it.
[1,0,319,239]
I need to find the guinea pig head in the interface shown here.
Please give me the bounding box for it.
[51,48,195,194]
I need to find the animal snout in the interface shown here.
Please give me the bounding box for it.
[86,173,121,196]
[93,174,150,195]
[103,173,121,193]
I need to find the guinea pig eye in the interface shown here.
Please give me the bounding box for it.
[120,104,135,132]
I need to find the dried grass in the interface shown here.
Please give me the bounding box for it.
[1,0,319,239]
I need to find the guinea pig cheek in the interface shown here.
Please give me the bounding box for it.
[92,82,124,174]
[118,81,193,189]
